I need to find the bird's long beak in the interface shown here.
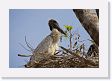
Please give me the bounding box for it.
[55,23,66,35]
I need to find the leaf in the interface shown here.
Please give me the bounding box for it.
[64,25,73,31]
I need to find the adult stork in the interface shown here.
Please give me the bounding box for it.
[25,19,66,68]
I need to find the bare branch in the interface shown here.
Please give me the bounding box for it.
[18,54,32,57]
[19,43,32,52]
[25,36,34,52]
[59,46,98,66]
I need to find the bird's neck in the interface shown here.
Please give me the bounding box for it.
[51,29,61,43]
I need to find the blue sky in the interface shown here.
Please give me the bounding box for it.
[9,9,92,68]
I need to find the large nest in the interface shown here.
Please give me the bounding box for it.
[25,46,99,68]
[32,55,98,68]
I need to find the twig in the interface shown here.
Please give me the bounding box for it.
[19,43,31,52]
[18,54,32,57]
[59,46,98,66]
[25,36,34,52]
[69,30,72,50]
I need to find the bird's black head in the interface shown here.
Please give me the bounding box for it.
[48,19,66,35]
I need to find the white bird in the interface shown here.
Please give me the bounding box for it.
[25,19,66,68]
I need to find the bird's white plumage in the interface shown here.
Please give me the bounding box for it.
[34,35,53,54]
[24,19,66,68]
[26,29,61,67]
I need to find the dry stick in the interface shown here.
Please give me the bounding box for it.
[59,46,98,66]
[19,43,31,52]
[18,54,32,57]
[25,36,34,52]
[69,30,72,50]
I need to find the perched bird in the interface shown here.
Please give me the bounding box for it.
[25,19,66,68]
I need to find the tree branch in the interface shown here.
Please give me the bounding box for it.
[59,46,98,66]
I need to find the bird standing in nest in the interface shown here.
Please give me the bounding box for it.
[25,19,66,68]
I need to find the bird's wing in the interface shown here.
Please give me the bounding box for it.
[33,35,53,53]
[25,35,53,67]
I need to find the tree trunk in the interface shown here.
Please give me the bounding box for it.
[73,9,99,46]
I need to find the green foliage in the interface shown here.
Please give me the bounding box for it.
[61,24,98,59]
[64,25,73,31]
[62,25,87,55]
[63,25,74,38]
